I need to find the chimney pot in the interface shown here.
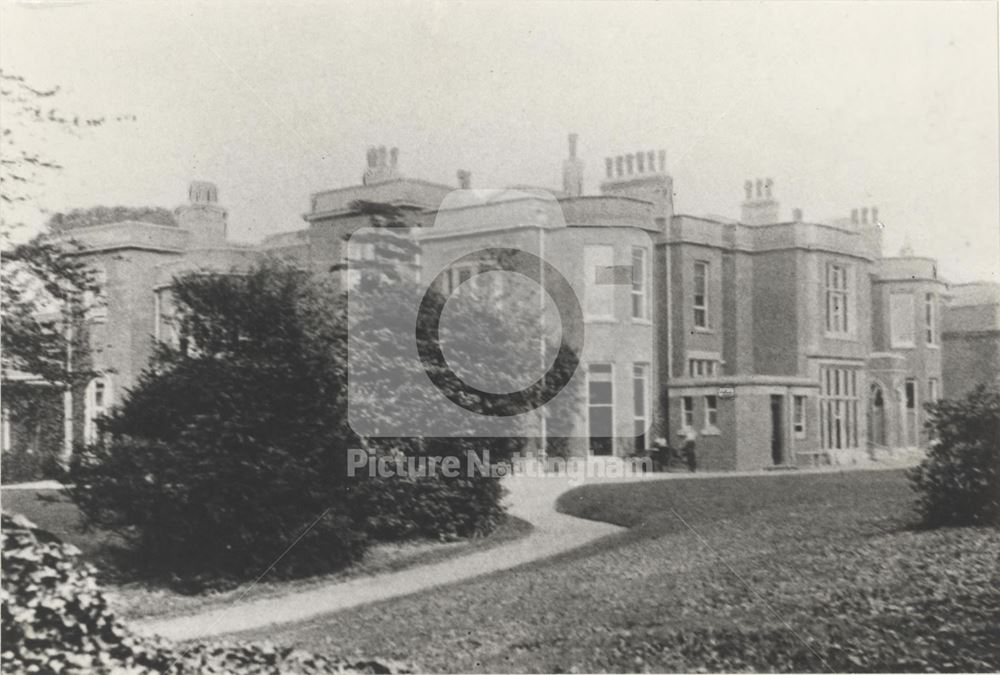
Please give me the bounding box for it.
[390,147,399,168]
[189,180,218,205]
[605,157,613,178]
[658,149,666,172]
[636,152,645,173]
[755,179,763,198]
[625,154,635,175]
[871,206,879,223]
[850,208,859,224]
[744,180,753,201]
[792,208,803,222]
[568,133,578,159]
[764,178,773,200]
[457,170,471,189]
[615,156,624,177]
[861,207,869,225]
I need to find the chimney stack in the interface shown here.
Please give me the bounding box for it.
[741,177,780,225]
[176,180,227,247]
[562,133,584,197]
[363,144,401,185]
[457,170,472,189]
[598,144,673,220]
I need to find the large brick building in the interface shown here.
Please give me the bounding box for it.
[942,281,1000,399]
[2,134,988,474]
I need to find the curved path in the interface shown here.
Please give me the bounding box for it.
[132,459,916,641]
[134,475,623,641]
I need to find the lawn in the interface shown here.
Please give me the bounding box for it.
[249,469,1000,673]
[0,488,532,621]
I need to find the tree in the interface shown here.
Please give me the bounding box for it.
[1,72,133,478]
[48,206,176,232]
[0,235,100,475]
[69,231,581,584]
[1,70,135,224]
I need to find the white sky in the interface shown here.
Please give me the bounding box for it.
[2,0,998,283]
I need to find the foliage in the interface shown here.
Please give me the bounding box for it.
[909,384,1000,526]
[70,262,365,587]
[1,236,99,386]
[48,206,176,232]
[69,251,576,587]
[1,233,102,478]
[0,511,414,674]
[1,70,128,478]
[0,70,135,225]
[352,471,506,542]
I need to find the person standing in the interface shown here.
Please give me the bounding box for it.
[682,427,698,472]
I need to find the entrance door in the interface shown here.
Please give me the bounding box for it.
[588,364,614,456]
[770,395,784,465]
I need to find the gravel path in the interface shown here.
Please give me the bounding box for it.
[133,475,624,641]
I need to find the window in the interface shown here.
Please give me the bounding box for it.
[444,264,476,295]
[1,404,10,453]
[704,395,718,429]
[905,379,916,410]
[154,290,180,348]
[825,263,850,334]
[693,261,709,328]
[584,246,615,320]
[631,247,649,320]
[84,375,112,444]
[819,367,860,450]
[633,364,650,450]
[587,364,614,455]
[890,293,915,347]
[928,378,939,403]
[687,359,718,378]
[793,395,806,437]
[925,293,936,345]
[84,267,108,322]
[682,396,695,430]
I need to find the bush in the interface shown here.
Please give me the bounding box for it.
[353,472,505,542]
[909,384,1000,527]
[1,512,412,674]
[71,435,367,588]
[69,259,564,587]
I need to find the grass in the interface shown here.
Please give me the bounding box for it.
[0,488,532,621]
[244,469,1000,673]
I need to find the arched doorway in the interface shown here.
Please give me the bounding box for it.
[868,383,886,449]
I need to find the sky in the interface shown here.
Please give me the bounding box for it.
[2,0,998,283]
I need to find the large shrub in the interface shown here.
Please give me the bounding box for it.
[70,263,367,587]
[1,511,411,674]
[909,384,1000,527]
[70,254,577,587]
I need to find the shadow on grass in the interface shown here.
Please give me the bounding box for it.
[1,486,534,615]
